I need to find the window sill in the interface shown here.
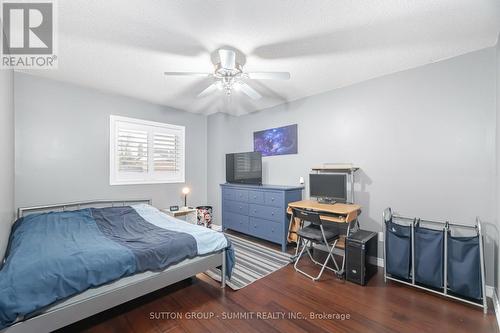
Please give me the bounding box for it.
[110,179,186,186]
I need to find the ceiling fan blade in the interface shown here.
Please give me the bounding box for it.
[237,82,262,100]
[247,72,291,80]
[197,83,218,98]
[164,72,211,77]
[218,49,236,70]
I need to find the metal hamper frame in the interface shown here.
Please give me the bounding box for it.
[383,207,487,314]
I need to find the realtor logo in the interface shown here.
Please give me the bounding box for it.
[1,0,57,68]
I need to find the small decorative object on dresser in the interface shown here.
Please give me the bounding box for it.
[221,183,303,252]
[161,207,197,224]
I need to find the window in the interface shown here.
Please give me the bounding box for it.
[110,115,185,185]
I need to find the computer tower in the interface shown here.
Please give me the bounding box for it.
[346,230,378,285]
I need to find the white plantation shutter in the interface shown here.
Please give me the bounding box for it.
[110,116,185,185]
[153,132,182,172]
[117,128,148,173]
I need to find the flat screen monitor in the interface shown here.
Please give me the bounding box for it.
[226,152,262,185]
[309,173,347,202]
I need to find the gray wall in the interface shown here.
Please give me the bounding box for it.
[207,47,497,285]
[496,35,500,294]
[15,73,208,209]
[0,67,15,261]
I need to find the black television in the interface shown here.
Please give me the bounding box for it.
[226,152,262,185]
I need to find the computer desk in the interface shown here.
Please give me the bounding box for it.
[287,200,362,276]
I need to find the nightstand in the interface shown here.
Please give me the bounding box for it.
[161,207,197,224]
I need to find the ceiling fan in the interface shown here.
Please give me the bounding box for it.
[164,49,290,100]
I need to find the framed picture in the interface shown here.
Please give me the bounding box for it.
[253,124,298,157]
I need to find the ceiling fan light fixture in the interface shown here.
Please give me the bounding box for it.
[164,48,290,101]
[214,63,242,78]
[233,81,242,91]
[215,81,223,91]
[218,49,237,70]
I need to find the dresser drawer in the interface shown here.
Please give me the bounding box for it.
[248,190,265,204]
[250,218,281,243]
[249,204,282,222]
[223,188,248,202]
[224,212,249,234]
[225,200,249,215]
[264,191,284,207]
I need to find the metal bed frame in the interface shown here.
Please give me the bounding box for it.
[2,199,226,333]
[383,208,487,314]
[16,198,153,219]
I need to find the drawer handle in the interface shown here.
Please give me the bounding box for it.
[271,212,274,216]
[271,198,275,201]
[254,210,257,213]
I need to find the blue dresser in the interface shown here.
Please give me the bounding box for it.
[221,183,303,251]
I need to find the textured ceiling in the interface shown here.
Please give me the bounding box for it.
[20,0,500,115]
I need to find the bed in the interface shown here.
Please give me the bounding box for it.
[0,199,233,333]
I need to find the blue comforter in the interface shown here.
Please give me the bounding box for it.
[0,205,234,329]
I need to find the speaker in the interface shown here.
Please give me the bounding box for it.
[346,230,378,286]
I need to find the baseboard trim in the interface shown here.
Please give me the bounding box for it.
[490,288,500,329]
[368,255,384,267]
[486,285,495,298]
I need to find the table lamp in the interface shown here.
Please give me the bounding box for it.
[182,187,190,208]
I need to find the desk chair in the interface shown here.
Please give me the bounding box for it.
[292,208,340,281]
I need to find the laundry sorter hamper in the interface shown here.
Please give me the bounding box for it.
[447,233,482,300]
[383,208,487,313]
[385,218,412,280]
[414,223,444,289]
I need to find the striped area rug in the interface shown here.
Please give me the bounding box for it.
[205,233,293,290]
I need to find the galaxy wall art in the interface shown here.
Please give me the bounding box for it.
[253,124,298,157]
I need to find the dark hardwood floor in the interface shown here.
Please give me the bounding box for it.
[58,234,498,333]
